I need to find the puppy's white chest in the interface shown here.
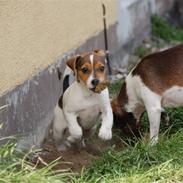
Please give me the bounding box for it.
[78,106,100,129]
[63,82,106,112]
[162,86,183,107]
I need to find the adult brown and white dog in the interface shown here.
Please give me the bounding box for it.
[53,50,113,150]
[112,44,183,144]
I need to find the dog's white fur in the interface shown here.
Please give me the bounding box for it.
[124,73,183,144]
[52,54,113,150]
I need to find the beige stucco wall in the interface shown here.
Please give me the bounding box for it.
[0,0,117,95]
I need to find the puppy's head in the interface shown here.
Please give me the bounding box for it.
[66,49,107,92]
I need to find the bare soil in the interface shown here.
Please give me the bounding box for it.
[31,135,124,172]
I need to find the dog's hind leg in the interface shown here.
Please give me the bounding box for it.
[147,107,161,145]
[142,88,162,145]
[52,104,68,150]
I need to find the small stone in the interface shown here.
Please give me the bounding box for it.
[128,55,140,64]
[151,47,159,53]
[143,37,152,44]
[116,74,124,79]
[144,43,151,49]
[115,68,127,74]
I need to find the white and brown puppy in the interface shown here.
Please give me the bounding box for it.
[112,44,183,144]
[53,50,113,150]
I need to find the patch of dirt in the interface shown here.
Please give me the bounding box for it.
[31,134,125,172]
[39,145,98,172]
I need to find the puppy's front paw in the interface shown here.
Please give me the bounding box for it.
[56,143,69,151]
[69,126,83,140]
[98,127,112,140]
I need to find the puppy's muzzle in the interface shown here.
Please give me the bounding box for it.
[91,79,99,86]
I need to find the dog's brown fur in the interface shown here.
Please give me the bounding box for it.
[112,44,183,138]
[132,44,183,94]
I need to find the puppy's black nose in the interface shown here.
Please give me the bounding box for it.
[91,79,99,86]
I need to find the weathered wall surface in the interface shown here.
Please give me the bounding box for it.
[110,0,174,70]
[0,0,175,150]
[0,0,117,96]
[150,0,174,15]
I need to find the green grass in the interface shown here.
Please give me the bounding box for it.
[73,105,183,183]
[1,82,183,183]
[73,127,183,183]
[152,15,183,43]
[108,79,123,97]
[0,141,73,183]
[73,110,183,183]
[135,15,183,59]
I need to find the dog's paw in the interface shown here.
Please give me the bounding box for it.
[98,127,112,140]
[56,143,69,151]
[149,136,158,146]
[69,126,83,140]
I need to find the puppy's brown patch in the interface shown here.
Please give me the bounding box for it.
[132,44,183,94]
[94,61,106,80]
[77,61,92,84]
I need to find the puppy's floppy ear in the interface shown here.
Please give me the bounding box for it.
[66,55,82,73]
[94,49,106,57]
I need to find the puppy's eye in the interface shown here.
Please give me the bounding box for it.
[81,67,89,74]
[99,66,105,72]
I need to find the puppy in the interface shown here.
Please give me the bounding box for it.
[112,44,183,144]
[53,50,113,150]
